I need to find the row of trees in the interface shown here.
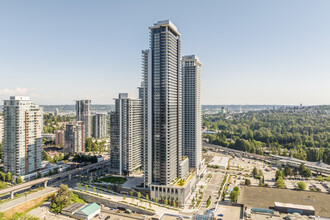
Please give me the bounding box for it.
[72,154,98,163]
[203,106,330,165]
[42,150,70,163]
[85,138,107,154]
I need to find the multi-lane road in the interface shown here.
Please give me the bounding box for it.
[0,160,110,199]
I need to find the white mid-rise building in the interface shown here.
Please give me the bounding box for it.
[3,96,43,176]
[110,93,142,176]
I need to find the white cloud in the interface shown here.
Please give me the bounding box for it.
[0,87,29,96]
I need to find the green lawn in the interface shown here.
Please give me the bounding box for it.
[100,176,127,184]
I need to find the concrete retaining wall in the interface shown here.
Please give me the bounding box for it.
[73,190,155,216]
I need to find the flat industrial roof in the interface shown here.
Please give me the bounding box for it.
[62,202,85,213]
[274,202,315,211]
[77,203,101,216]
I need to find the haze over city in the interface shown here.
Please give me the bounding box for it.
[1,0,330,105]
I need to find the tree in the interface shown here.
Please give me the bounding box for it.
[299,163,306,174]
[206,195,212,207]
[85,138,93,152]
[37,172,41,179]
[297,181,306,190]
[284,166,293,177]
[0,172,5,182]
[146,194,149,201]
[230,187,240,203]
[42,150,48,161]
[257,169,263,177]
[245,179,251,186]
[164,199,168,205]
[282,148,288,156]
[6,172,12,182]
[137,192,141,199]
[123,195,126,200]
[303,168,312,178]
[85,185,88,191]
[93,187,96,193]
[275,168,284,181]
[252,167,258,178]
[77,183,81,189]
[155,198,158,203]
[292,169,298,177]
[50,184,73,213]
[64,154,70,160]
[276,176,285,188]
[130,190,133,196]
[17,176,23,184]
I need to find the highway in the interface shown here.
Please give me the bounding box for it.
[0,187,57,212]
[0,160,110,196]
[204,143,269,160]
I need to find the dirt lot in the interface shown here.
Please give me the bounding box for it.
[238,186,330,217]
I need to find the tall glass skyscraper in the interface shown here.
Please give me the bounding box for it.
[140,20,182,186]
[182,55,202,173]
[76,100,91,139]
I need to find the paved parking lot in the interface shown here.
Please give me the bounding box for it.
[91,212,138,220]
[216,204,241,220]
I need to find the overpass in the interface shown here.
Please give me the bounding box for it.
[0,160,109,199]
[204,143,269,161]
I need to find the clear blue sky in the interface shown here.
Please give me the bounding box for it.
[1,0,330,105]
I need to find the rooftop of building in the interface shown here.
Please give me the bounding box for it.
[4,96,31,101]
[182,55,203,65]
[274,202,315,211]
[115,93,140,100]
[149,20,180,36]
[76,203,100,216]
[61,202,85,214]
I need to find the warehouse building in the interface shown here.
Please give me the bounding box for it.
[274,202,315,216]
[74,203,101,220]
[61,202,85,217]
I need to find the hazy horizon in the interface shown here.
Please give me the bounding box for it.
[1,0,330,105]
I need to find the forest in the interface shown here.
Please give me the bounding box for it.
[203,106,330,165]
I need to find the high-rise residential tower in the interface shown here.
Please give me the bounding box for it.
[65,122,84,154]
[55,130,65,146]
[140,20,182,186]
[110,93,142,176]
[182,55,202,173]
[0,116,3,144]
[92,114,107,139]
[3,96,43,176]
[76,100,91,139]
